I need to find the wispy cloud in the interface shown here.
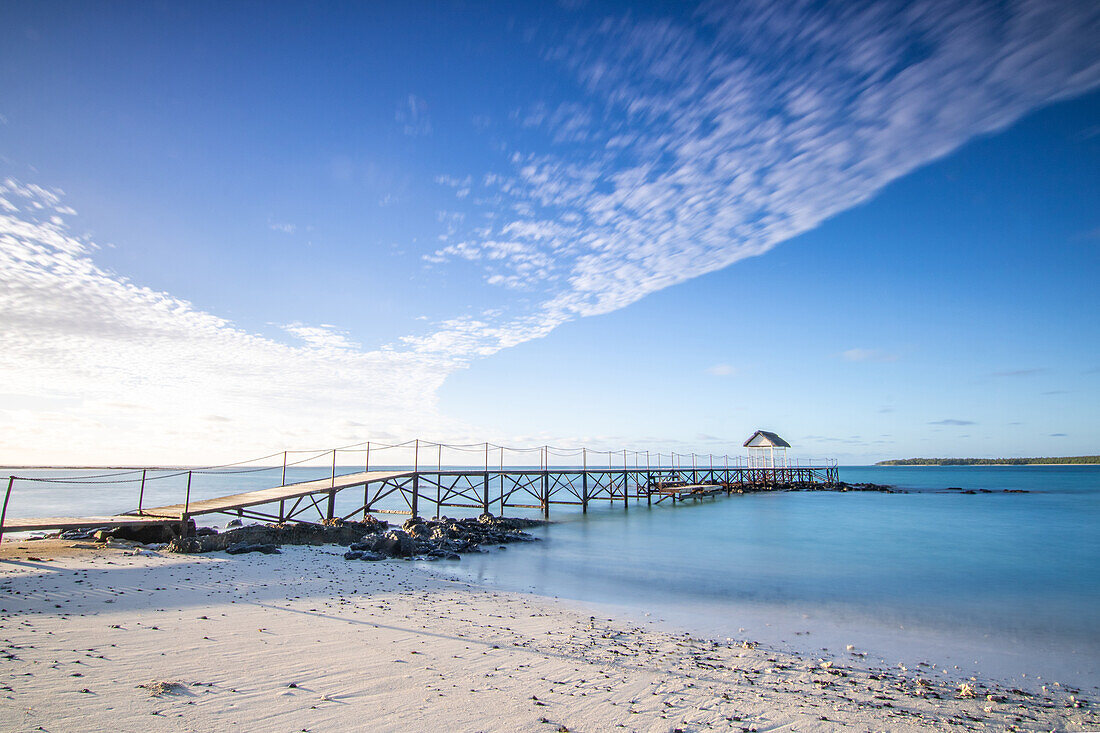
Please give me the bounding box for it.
[705,363,735,377]
[841,348,899,363]
[424,0,1100,357]
[397,94,432,137]
[992,368,1047,377]
[269,222,296,234]
[929,419,976,426]
[281,322,359,352]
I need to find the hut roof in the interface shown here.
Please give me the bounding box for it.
[743,430,791,448]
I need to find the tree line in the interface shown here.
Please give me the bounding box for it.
[876,456,1100,466]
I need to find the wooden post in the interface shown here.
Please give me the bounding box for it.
[363,442,371,520]
[692,453,697,485]
[608,451,614,505]
[482,442,490,515]
[137,468,147,515]
[0,476,14,545]
[541,445,549,518]
[499,446,505,515]
[622,449,628,509]
[581,447,588,513]
[181,470,192,538]
[435,443,442,519]
[412,439,420,518]
[326,449,337,521]
[281,451,287,486]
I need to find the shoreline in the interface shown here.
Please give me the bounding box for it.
[1,539,1095,731]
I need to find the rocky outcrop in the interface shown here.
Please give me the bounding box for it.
[166,517,387,554]
[164,514,543,559]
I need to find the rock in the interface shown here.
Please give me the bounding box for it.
[344,548,385,561]
[382,530,415,557]
[226,519,243,527]
[107,522,187,544]
[195,527,218,536]
[165,519,386,554]
[225,543,281,555]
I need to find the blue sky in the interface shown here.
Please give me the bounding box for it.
[1,0,1098,465]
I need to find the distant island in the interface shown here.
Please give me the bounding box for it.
[876,456,1100,466]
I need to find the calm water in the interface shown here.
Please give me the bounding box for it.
[4,464,1099,688]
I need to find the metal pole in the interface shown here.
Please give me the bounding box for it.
[0,477,14,545]
[138,468,147,515]
[281,451,287,486]
[435,443,442,519]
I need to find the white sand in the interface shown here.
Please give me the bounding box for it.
[0,540,1094,732]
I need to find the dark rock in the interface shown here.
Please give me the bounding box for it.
[195,527,218,536]
[225,543,280,555]
[226,519,243,528]
[383,530,415,557]
[94,523,182,544]
[344,548,385,561]
[166,518,387,554]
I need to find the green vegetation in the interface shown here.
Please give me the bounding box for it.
[876,456,1100,466]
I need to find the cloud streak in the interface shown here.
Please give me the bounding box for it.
[427,0,1100,358]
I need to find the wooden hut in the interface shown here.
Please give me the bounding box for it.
[743,430,790,469]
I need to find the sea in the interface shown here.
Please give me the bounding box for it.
[3,463,1098,691]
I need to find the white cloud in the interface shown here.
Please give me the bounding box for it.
[281,323,359,352]
[841,348,899,363]
[0,181,469,464]
[269,222,296,234]
[705,363,736,377]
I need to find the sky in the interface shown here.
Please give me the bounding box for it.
[0,0,1098,466]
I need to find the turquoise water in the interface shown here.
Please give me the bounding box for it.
[443,465,1100,690]
[4,464,1099,688]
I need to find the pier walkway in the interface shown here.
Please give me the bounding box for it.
[0,440,838,540]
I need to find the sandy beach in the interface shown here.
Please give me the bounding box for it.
[0,539,1094,732]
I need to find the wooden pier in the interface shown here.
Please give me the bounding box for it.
[0,460,839,541]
